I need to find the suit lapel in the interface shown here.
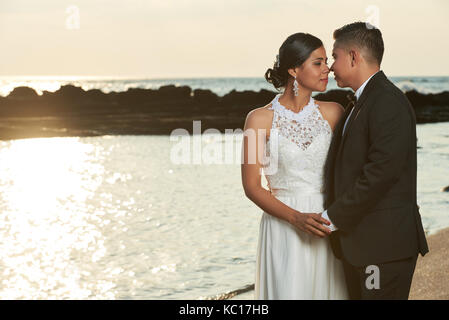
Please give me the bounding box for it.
[340,99,362,146]
[324,99,353,185]
[338,71,387,153]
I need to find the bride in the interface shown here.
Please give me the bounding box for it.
[241,33,348,299]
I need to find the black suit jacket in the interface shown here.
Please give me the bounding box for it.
[323,71,429,267]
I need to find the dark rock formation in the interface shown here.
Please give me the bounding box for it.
[405,90,449,123]
[0,84,447,140]
[7,86,39,100]
[314,89,354,106]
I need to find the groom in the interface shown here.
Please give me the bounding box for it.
[321,22,429,300]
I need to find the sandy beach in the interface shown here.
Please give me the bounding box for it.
[409,227,449,300]
[226,227,449,300]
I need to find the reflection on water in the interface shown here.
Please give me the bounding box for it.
[0,122,447,299]
[0,138,114,298]
[0,135,254,300]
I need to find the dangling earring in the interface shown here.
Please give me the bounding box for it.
[293,76,299,96]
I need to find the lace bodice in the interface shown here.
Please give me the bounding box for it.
[263,93,333,195]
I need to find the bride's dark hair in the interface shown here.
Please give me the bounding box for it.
[265,33,323,90]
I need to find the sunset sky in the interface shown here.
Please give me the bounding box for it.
[1,0,448,78]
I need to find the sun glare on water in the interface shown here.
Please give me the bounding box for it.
[0,137,116,299]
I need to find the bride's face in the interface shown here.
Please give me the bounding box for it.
[293,46,330,92]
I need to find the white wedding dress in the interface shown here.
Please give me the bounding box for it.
[254,93,348,300]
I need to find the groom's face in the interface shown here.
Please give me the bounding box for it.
[330,44,353,88]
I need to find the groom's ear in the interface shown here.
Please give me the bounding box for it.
[349,50,356,67]
[349,49,362,67]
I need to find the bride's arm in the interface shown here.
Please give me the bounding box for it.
[241,108,331,238]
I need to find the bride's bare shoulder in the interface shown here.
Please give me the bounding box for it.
[244,103,274,130]
[315,100,344,114]
[314,100,345,130]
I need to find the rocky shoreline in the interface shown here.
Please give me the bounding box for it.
[0,84,448,140]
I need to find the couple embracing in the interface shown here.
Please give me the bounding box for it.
[241,21,429,300]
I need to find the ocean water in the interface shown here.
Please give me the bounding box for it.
[0,76,448,97]
[0,122,448,299]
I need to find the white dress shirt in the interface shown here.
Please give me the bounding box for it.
[322,70,380,231]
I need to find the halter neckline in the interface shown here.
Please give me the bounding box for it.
[269,93,318,122]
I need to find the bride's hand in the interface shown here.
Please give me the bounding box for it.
[289,211,332,238]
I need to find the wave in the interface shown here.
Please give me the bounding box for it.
[0,76,448,98]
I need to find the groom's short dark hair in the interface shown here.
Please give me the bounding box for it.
[333,21,384,66]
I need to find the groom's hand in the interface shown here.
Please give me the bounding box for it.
[290,212,332,238]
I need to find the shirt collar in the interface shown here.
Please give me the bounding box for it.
[354,70,380,101]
